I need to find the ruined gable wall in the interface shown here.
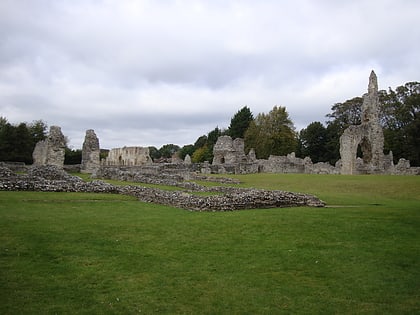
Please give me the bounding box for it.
[103,146,152,166]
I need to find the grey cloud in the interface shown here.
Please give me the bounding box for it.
[1,0,419,150]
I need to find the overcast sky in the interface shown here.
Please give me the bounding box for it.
[1,0,419,149]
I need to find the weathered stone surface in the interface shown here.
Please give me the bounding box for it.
[103,146,152,166]
[81,129,100,173]
[340,71,385,174]
[213,136,247,164]
[32,126,66,168]
[184,154,192,164]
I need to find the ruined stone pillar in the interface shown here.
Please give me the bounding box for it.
[81,129,100,173]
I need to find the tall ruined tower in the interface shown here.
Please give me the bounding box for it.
[339,71,385,174]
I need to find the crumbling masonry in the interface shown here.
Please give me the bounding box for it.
[25,72,418,176]
[339,71,389,174]
[81,129,100,173]
[32,126,66,168]
[103,146,153,166]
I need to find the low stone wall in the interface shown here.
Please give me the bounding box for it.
[0,165,325,211]
[94,166,241,186]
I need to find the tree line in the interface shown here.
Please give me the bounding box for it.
[1,81,418,166]
[179,81,419,166]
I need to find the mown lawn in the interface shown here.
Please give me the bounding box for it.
[0,174,419,314]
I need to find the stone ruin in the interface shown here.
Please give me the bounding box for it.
[22,71,417,176]
[81,129,100,174]
[32,126,66,168]
[337,71,419,175]
[339,71,389,174]
[102,146,153,166]
[0,165,325,211]
[204,71,418,176]
[212,136,248,164]
[209,136,338,174]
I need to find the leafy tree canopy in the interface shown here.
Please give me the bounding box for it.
[0,117,48,164]
[298,121,328,163]
[244,106,297,159]
[159,144,180,158]
[227,106,254,139]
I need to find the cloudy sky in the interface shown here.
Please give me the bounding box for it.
[1,0,419,149]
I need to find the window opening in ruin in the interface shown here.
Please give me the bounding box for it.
[220,157,225,164]
[358,137,373,164]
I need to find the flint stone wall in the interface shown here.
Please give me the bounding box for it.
[33,126,66,168]
[81,129,100,173]
[0,165,325,211]
[103,146,152,166]
[208,132,417,175]
[340,71,385,174]
[213,136,247,164]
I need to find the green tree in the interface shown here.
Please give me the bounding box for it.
[298,122,328,163]
[64,148,82,164]
[227,106,254,139]
[0,122,17,162]
[244,106,297,159]
[159,144,180,158]
[190,127,224,163]
[28,120,48,145]
[326,97,363,132]
[0,120,42,164]
[207,127,223,147]
[381,82,420,165]
[191,145,212,163]
[324,122,342,164]
[0,116,8,129]
[194,135,207,149]
[100,149,109,161]
[148,146,161,161]
[178,144,195,160]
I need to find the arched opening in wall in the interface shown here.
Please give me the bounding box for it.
[358,137,373,164]
[118,155,123,166]
[220,157,225,164]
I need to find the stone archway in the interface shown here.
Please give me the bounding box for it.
[339,71,384,175]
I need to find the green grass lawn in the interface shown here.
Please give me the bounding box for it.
[1,174,419,314]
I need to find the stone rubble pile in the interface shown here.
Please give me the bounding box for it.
[119,186,324,211]
[0,166,325,211]
[0,166,118,193]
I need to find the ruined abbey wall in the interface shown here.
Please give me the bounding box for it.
[339,71,388,174]
[22,71,418,176]
[103,146,153,166]
[32,126,66,168]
